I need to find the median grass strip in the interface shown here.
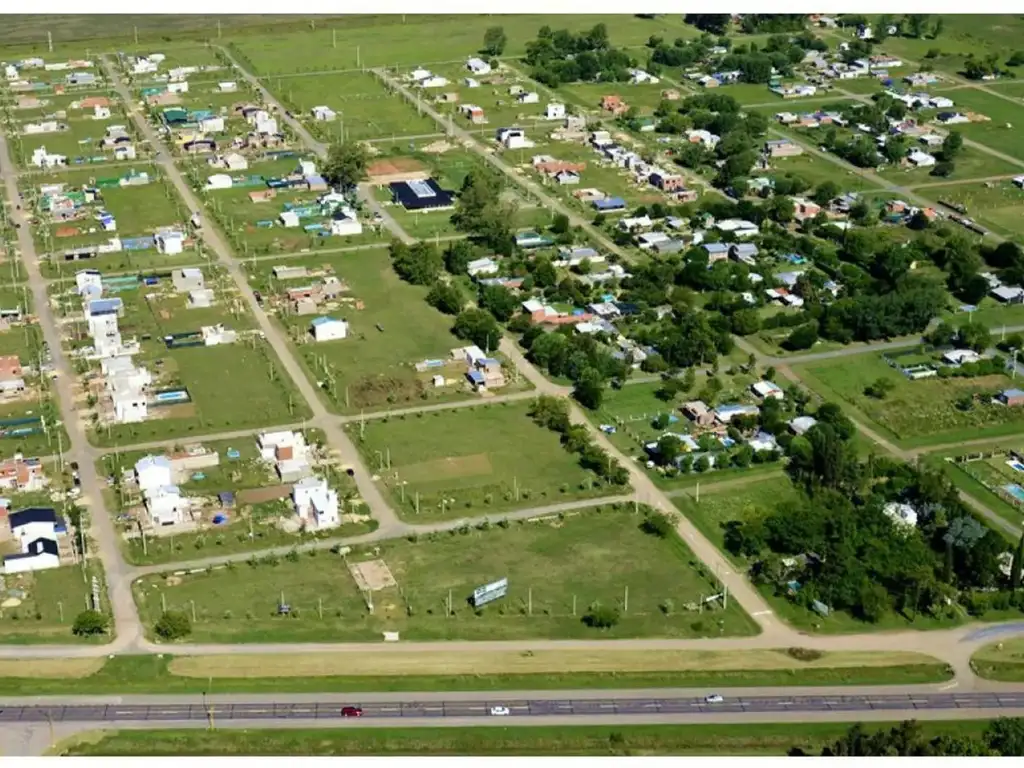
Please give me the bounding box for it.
[0,659,104,679]
[58,721,992,756]
[0,651,952,697]
[972,638,1024,681]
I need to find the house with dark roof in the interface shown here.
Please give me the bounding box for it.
[390,178,455,211]
[3,537,59,574]
[8,507,60,546]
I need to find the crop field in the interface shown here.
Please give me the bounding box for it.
[348,401,613,521]
[242,247,471,413]
[228,15,695,75]
[134,504,756,643]
[269,71,439,142]
[794,353,1024,448]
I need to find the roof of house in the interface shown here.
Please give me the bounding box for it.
[1003,388,1024,398]
[390,178,454,210]
[9,507,58,528]
[5,537,59,560]
[135,455,172,473]
[311,316,343,327]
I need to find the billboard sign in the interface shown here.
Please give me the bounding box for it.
[472,577,508,607]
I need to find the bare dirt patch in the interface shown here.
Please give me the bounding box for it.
[237,484,291,505]
[348,558,397,592]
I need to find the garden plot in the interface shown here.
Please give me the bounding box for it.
[271,71,439,142]
[795,352,1024,448]
[242,248,496,413]
[191,154,388,255]
[348,401,616,522]
[134,504,754,643]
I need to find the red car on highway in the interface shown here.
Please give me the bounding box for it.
[341,706,363,717]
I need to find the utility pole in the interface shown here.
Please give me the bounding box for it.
[133,26,138,45]
[528,588,533,616]
[47,31,53,52]
[624,586,629,613]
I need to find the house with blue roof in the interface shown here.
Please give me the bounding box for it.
[592,197,626,212]
[310,316,348,342]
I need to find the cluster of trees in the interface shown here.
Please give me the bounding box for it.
[481,26,507,56]
[683,14,731,35]
[716,34,820,84]
[964,52,1013,80]
[321,141,368,190]
[528,396,630,486]
[792,718,1024,756]
[451,167,515,254]
[839,14,943,41]
[520,325,629,409]
[648,34,725,70]
[728,407,1024,624]
[390,239,443,286]
[524,24,634,86]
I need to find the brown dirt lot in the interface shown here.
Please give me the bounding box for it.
[400,453,493,484]
[366,157,429,185]
[237,485,291,504]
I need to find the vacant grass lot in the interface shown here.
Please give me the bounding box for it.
[921,180,1024,240]
[230,15,695,74]
[134,505,756,642]
[62,720,991,757]
[876,142,1021,184]
[795,354,1024,448]
[245,248,472,413]
[972,637,1024,681]
[270,71,438,141]
[351,402,615,520]
[921,90,1024,164]
[766,153,882,193]
[0,562,108,644]
[12,118,124,168]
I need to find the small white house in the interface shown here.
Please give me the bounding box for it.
[312,105,336,122]
[883,501,918,530]
[30,146,66,168]
[75,269,103,297]
[545,102,566,120]
[279,210,300,228]
[167,80,189,94]
[517,91,539,104]
[93,104,111,120]
[496,127,532,150]
[155,230,184,255]
[310,316,348,342]
[751,380,785,400]
[466,57,492,75]
[223,152,248,171]
[907,149,936,168]
[292,476,340,529]
[329,209,362,236]
[199,116,225,133]
[421,76,449,88]
[218,81,237,92]
[205,173,233,190]
[3,538,59,575]
[146,485,188,526]
[9,508,59,549]
[113,144,137,161]
[135,454,173,493]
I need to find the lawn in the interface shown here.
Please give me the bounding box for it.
[0,561,108,645]
[766,153,883,193]
[348,401,616,520]
[11,118,130,169]
[876,143,1021,185]
[269,71,439,142]
[920,179,1024,241]
[920,89,1024,165]
[63,720,989,757]
[133,503,756,642]
[972,637,1024,681]
[244,247,477,414]
[921,441,1024,530]
[795,353,1024,448]
[229,15,695,75]
[559,80,671,113]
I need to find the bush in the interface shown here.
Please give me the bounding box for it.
[71,609,108,636]
[864,377,895,399]
[786,647,824,662]
[640,512,674,538]
[582,602,621,629]
[154,610,192,640]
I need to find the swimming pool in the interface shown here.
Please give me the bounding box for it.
[1003,484,1024,502]
[1007,460,1024,473]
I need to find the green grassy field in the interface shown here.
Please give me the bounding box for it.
[920,90,1024,164]
[766,152,882,193]
[228,16,695,75]
[60,720,989,756]
[269,71,439,141]
[12,118,126,169]
[876,143,1021,184]
[0,561,108,644]
[972,637,1024,680]
[794,353,1024,448]
[133,504,756,642]
[350,401,617,520]
[920,179,1024,240]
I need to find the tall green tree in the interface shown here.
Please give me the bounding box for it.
[322,141,368,189]
[1012,533,1024,589]
[482,26,507,56]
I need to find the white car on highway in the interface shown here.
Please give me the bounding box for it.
[704,694,724,704]
[489,705,510,716]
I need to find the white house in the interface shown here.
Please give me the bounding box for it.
[310,316,348,342]
[218,81,237,92]
[135,454,173,494]
[943,349,982,365]
[223,152,248,171]
[628,68,659,84]
[517,91,539,104]
[751,380,785,400]
[464,77,480,88]
[467,256,499,276]
[907,149,936,168]
[466,57,492,75]
[205,173,233,190]
[312,105,336,121]
[113,144,136,161]
[167,80,189,94]
[883,501,918,530]
[421,75,449,88]
[145,485,188,526]
[292,476,340,529]
[155,230,184,255]
[279,210,300,228]
[30,146,66,168]
[930,96,954,109]
[93,104,111,120]
[199,116,224,133]
[545,102,566,120]
[496,127,532,150]
[75,269,103,297]
[789,416,818,435]
[9,507,60,549]
[3,537,59,574]
[329,209,362,236]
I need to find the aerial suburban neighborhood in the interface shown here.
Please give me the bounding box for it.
[3,9,1024,758]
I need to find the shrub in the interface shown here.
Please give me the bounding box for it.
[640,512,674,538]
[582,602,621,629]
[71,609,108,636]
[154,610,192,640]
[786,647,824,662]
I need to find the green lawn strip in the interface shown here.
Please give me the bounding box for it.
[0,561,109,645]
[133,506,757,642]
[3,654,950,699]
[972,638,1024,681]
[60,719,989,756]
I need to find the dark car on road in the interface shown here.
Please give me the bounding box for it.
[341,706,363,717]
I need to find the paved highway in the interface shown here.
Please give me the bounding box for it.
[6,691,1024,724]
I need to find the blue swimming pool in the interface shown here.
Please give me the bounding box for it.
[1008,461,1024,473]
[1003,484,1024,502]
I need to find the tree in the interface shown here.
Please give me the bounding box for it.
[573,367,606,409]
[865,377,895,399]
[941,131,963,160]
[71,609,108,636]
[958,321,991,353]
[656,434,682,466]
[390,240,443,285]
[550,212,570,234]
[1011,533,1024,590]
[452,308,500,352]
[426,281,464,315]
[986,718,1024,755]
[451,167,515,250]
[321,141,368,189]
[783,322,819,351]
[443,239,476,274]
[478,283,518,322]
[582,602,621,628]
[812,180,841,207]
[641,511,674,538]
[932,161,955,178]
[907,209,931,231]
[154,610,192,640]
[482,26,507,56]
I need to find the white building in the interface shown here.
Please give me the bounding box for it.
[155,230,184,255]
[167,81,189,94]
[113,144,136,161]
[93,104,111,120]
[205,173,233,190]
[466,57,492,75]
[199,116,224,133]
[545,102,566,120]
[75,269,103,297]
[517,91,539,104]
[218,81,237,92]
[292,476,340,529]
[146,485,188,526]
[312,105,336,121]
[751,380,785,400]
[310,316,348,341]
[421,76,448,88]
[908,149,936,168]
[883,501,919,530]
[3,537,59,574]
[279,210,300,228]
[135,454,173,493]
[329,209,362,236]
[30,146,66,168]
[201,324,237,346]
[497,127,532,150]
